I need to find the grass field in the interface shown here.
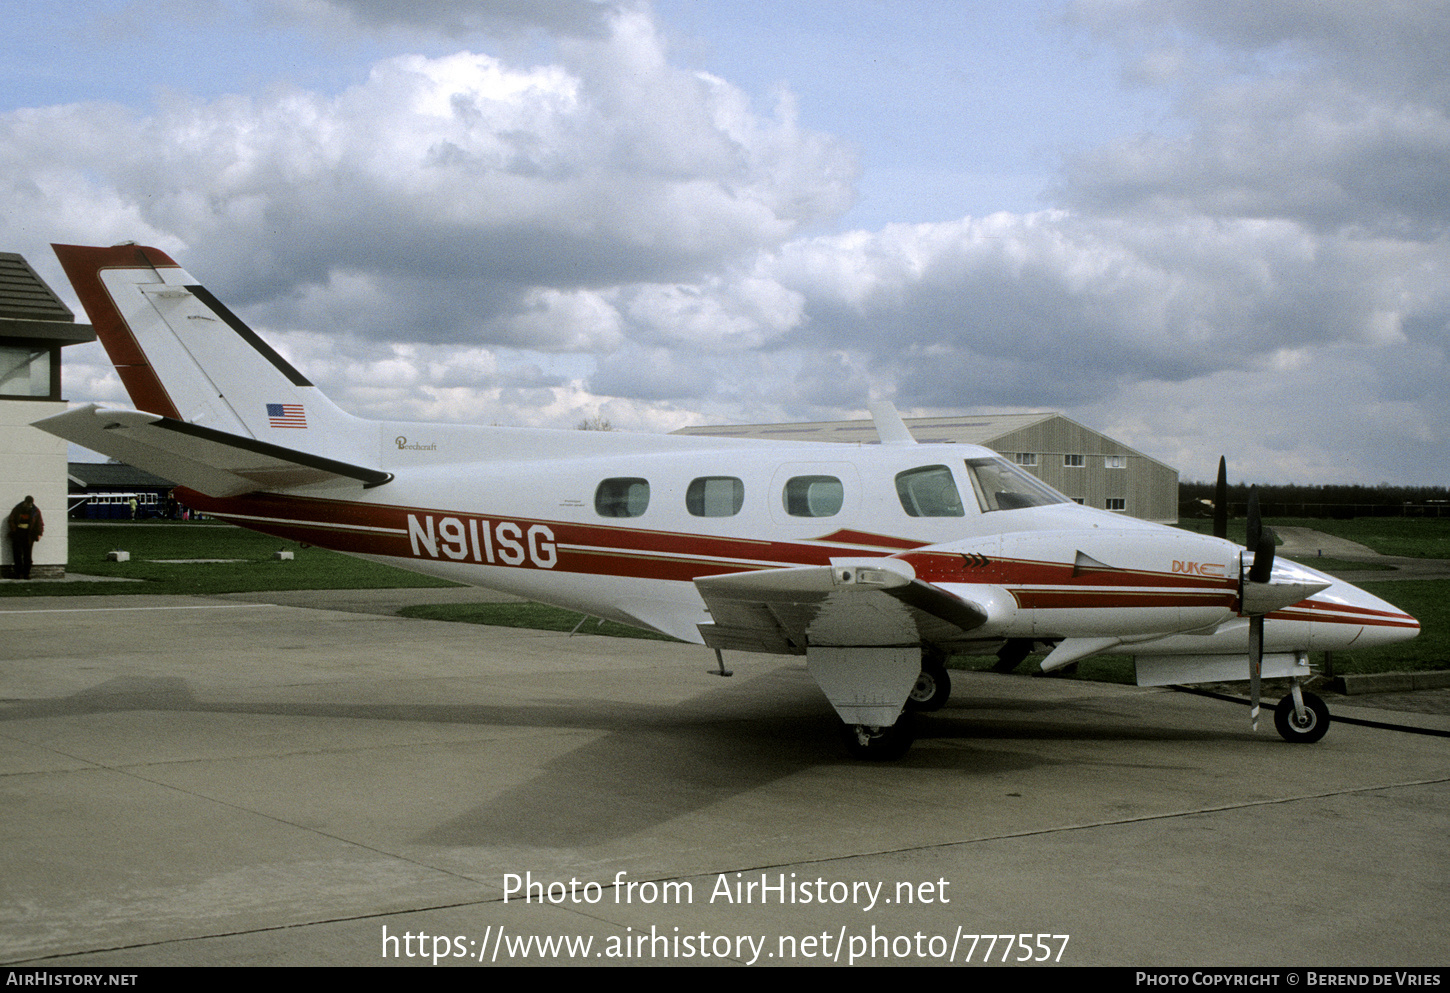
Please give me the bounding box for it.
[1,522,456,597]
[1176,515,1450,558]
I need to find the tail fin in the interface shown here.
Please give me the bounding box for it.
[51,243,372,466]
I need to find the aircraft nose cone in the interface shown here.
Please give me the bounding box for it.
[1316,578,1419,649]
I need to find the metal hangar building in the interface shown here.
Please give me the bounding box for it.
[675,411,1180,523]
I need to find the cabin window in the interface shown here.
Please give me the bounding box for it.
[963,457,1070,512]
[595,478,650,517]
[687,476,744,517]
[894,465,964,517]
[783,475,843,517]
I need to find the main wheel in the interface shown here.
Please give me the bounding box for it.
[1274,691,1330,744]
[905,663,951,712]
[839,716,915,760]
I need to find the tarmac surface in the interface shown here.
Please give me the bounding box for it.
[1,586,1446,968]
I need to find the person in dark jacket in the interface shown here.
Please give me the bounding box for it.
[7,496,43,580]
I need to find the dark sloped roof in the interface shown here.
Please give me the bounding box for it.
[0,253,73,322]
[0,252,95,344]
[68,462,175,490]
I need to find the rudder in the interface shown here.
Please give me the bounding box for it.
[52,243,370,464]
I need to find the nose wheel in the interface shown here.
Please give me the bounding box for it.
[1274,690,1329,743]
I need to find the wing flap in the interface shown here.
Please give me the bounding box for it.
[33,404,391,497]
[695,559,989,655]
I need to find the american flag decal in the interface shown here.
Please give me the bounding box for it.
[267,403,307,428]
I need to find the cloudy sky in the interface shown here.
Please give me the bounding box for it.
[4,1,1447,485]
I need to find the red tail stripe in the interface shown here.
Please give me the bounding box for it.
[52,243,183,419]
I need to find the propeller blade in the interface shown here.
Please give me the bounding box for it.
[1213,456,1228,540]
[1246,487,1262,552]
[1249,526,1277,584]
[1249,614,1263,730]
[1242,484,1271,730]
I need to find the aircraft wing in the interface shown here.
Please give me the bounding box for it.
[33,404,392,497]
[694,558,990,654]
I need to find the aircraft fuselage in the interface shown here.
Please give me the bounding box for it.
[176,424,1416,662]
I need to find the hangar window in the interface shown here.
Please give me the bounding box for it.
[1105,455,1127,469]
[963,457,1071,513]
[783,475,843,517]
[687,476,744,517]
[1064,454,1085,468]
[595,478,650,518]
[895,465,964,517]
[1106,498,1126,511]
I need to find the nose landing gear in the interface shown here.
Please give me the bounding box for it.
[1274,685,1330,743]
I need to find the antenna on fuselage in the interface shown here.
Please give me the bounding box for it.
[868,401,917,446]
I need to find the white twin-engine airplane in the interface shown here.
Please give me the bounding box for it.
[39,243,1419,758]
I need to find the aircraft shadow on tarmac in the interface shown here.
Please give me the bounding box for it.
[8,670,1252,848]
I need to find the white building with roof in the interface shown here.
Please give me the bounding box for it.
[1,252,95,578]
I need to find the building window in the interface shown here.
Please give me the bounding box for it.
[895,465,964,517]
[0,345,53,399]
[595,478,650,517]
[783,476,843,518]
[1013,452,1037,467]
[1106,498,1126,512]
[1072,498,1085,505]
[686,476,744,517]
[1105,455,1126,469]
[1063,454,1085,468]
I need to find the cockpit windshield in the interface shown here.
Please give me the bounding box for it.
[963,457,1071,513]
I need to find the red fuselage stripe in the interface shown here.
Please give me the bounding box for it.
[182,489,1414,630]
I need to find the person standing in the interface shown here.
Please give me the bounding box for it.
[7,496,44,580]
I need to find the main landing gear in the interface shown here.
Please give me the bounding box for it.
[905,656,951,712]
[1273,688,1330,744]
[845,654,948,758]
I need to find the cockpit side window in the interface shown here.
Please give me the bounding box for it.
[963,457,1070,512]
[894,465,964,517]
[595,477,650,517]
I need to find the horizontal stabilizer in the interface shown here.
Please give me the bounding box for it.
[34,404,391,498]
